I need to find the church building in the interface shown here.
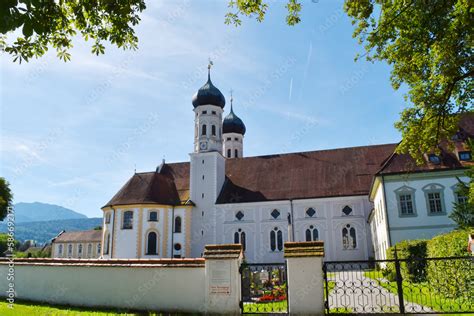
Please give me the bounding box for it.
[99,66,473,263]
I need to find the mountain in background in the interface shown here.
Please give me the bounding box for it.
[0,218,102,244]
[12,202,88,223]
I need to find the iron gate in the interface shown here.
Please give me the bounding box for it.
[323,256,474,314]
[240,262,288,314]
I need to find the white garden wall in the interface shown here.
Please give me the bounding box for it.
[0,259,206,313]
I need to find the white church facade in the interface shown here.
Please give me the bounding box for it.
[99,68,473,263]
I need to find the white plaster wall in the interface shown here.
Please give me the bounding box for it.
[217,195,374,263]
[140,207,167,258]
[52,242,100,259]
[194,105,223,154]
[286,256,325,314]
[190,151,226,258]
[370,183,390,260]
[113,207,139,258]
[0,264,205,313]
[223,132,243,158]
[383,171,467,245]
[101,209,115,258]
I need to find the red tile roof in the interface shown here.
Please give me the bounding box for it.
[104,144,397,206]
[104,115,473,206]
[377,115,474,175]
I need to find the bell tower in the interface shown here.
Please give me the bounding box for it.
[192,62,224,154]
[189,61,226,257]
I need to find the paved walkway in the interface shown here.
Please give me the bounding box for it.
[327,271,431,313]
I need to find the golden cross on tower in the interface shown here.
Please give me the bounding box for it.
[229,89,234,110]
[207,58,213,78]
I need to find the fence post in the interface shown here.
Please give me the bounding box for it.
[284,241,325,315]
[394,247,405,314]
[203,244,243,315]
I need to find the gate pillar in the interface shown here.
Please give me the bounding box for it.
[284,241,325,315]
[203,244,242,315]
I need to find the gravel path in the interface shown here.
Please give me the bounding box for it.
[327,270,432,313]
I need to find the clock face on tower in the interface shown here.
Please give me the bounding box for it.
[199,141,208,150]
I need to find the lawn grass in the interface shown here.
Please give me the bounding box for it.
[363,270,472,313]
[242,300,287,313]
[0,300,196,315]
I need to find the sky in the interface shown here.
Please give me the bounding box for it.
[0,0,407,218]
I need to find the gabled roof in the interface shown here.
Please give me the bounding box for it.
[216,144,397,203]
[376,115,474,176]
[104,144,397,206]
[104,162,190,207]
[53,230,102,243]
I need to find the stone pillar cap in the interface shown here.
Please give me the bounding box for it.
[284,241,324,258]
[203,244,242,259]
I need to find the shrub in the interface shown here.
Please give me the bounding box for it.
[426,229,473,299]
[382,239,428,283]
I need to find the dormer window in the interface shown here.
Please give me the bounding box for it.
[459,151,472,161]
[428,154,441,164]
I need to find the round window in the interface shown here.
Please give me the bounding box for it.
[174,243,182,251]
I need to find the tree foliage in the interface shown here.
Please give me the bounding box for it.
[0,178,13,222]
[344,0,473,161]
[226,1,473,162]
[0,0,146,63]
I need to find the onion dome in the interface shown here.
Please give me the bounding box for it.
[223,100,246,135]
[192,69,226,109]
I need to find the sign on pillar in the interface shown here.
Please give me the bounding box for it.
[203,244,242,315]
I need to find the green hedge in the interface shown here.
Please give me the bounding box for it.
[426,229,473,299]
[382,239,428,282]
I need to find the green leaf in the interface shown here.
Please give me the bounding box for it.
[22,21,33,38]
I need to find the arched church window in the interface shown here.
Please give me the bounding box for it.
[67,244,72,256]
[202,124,207,136]
[234,228,246,251]
[58,244,63,255]
[97,243,101,255]
[227,149,231,158]
[147,231,158,255]
[78,244,83,255]
[174,216,182,233]
[270,227,283,251]
[87,243,92,255]
[235,149,238,158]
[105,212,111,224]
[122,211,133,229]
[342,224,357,249]
[212,125,216,136]
[305,225,319,241]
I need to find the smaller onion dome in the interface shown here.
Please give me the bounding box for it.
[192,70,226,109]
[223,100,246,135]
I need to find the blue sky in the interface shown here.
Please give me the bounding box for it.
[0,0,406,218]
